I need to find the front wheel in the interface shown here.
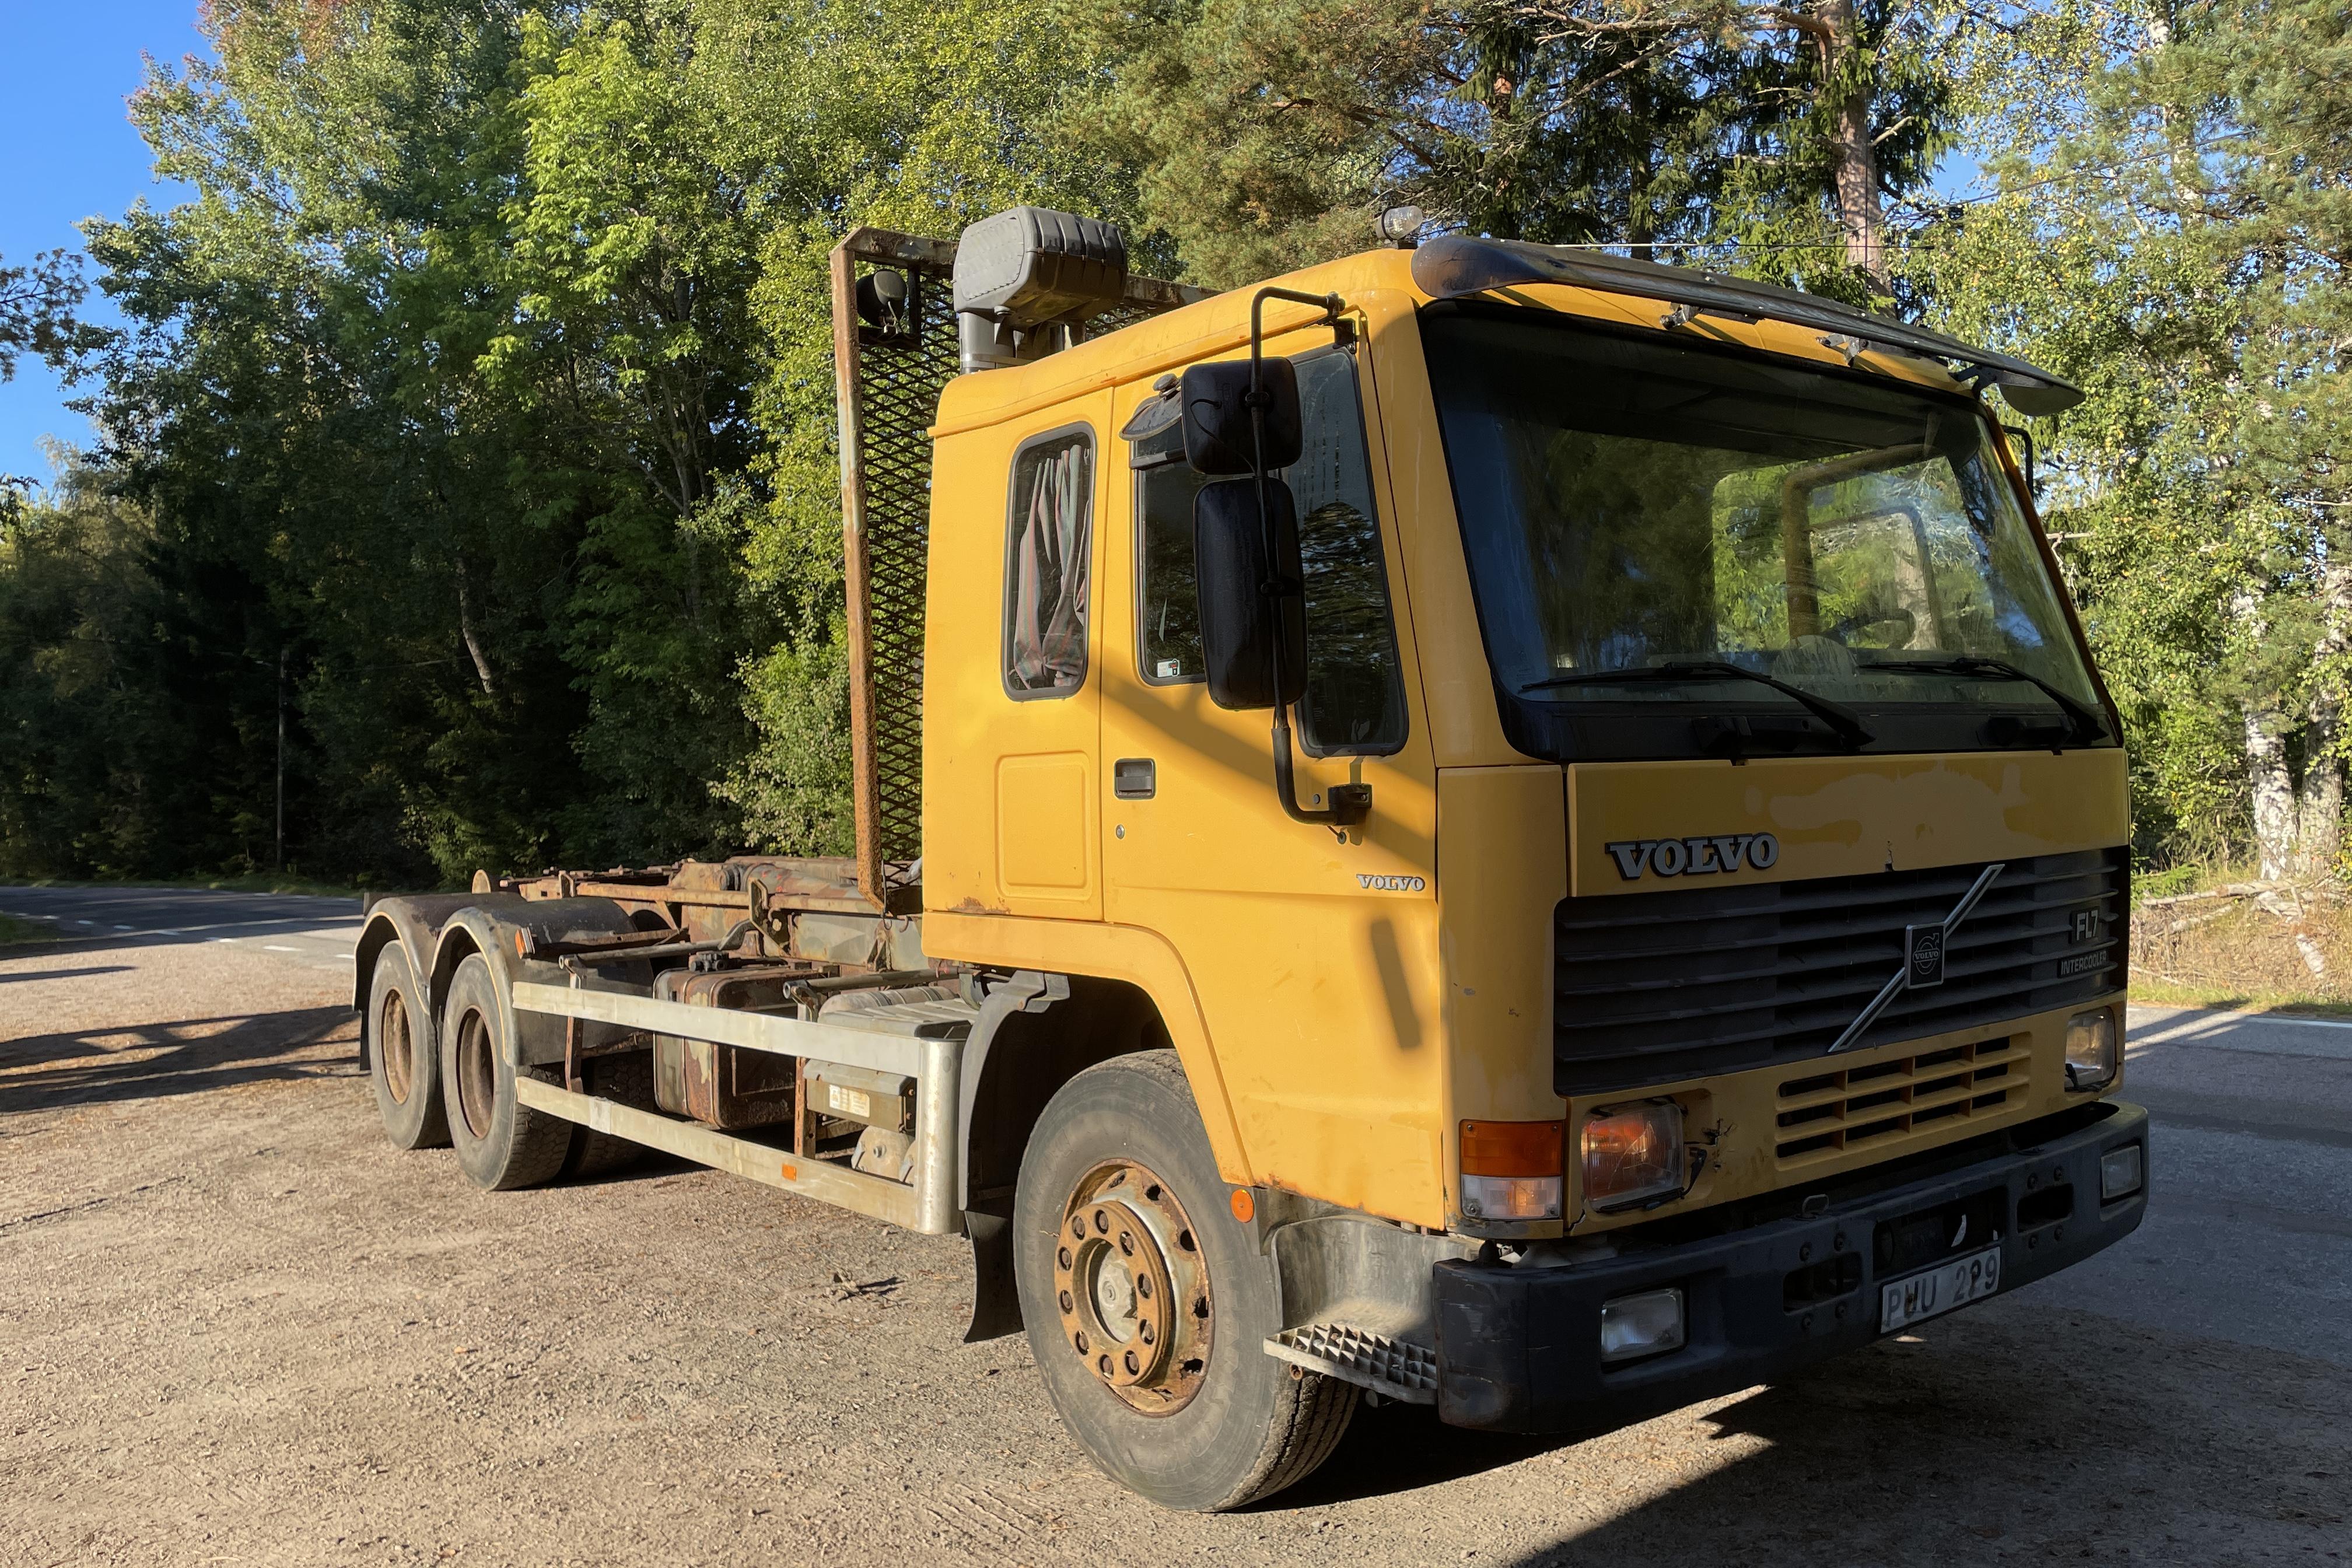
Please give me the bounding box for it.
[1013,1052,1354,1510]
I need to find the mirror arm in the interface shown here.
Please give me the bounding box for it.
[1247,286,1371,834]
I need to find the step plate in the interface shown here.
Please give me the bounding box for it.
[1263,1323,1438,1405]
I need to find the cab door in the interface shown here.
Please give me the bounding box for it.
[1097,334,1444,1220]
[925,399,1109,921]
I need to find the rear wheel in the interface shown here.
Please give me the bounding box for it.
[562,1049,655,1180]
[1014,1052,1354,1510]
[439,953,571,1191]
[366,943,449,1150]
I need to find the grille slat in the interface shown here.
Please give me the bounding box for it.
[1769,1039,2028,1167]
[1555,849,2127,1093]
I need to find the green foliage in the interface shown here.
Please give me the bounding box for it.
[1074,0,1956,292]
[1917,0,2352,871]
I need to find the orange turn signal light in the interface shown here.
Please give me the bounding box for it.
[1460,1119,1565,1177]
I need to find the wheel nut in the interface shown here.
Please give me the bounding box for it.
[1058,1290,1073,1312]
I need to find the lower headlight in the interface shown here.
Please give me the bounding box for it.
[2101,1143,2144,1200]
[1600,1286,1686,1364]
[2064,1009,2118,1091]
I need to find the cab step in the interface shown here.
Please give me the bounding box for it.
[1263,1322,1438,1405]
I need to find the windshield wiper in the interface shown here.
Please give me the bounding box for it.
[1521,660,1875,748]
[1855,655,2109,745]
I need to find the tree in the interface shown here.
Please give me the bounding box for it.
[1922,0,2352,876]
[1075,0,1954,297]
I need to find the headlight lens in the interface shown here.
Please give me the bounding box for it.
[1600,1287,1686,1363]
[2065,1009,2119,1091]
[1581,1101,1685,1210]
[2101,1143,2144,1200]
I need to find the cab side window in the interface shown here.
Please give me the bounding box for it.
[1128,349,1408,753]
[1003,428,1094,698]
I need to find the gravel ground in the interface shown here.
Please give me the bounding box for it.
[3,928,2346,1567]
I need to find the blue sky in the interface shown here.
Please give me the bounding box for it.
[1,2,206,483]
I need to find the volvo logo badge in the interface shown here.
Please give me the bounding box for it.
[1906,923,1947,987]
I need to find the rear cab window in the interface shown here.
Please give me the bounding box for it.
[1003,427,1096,699]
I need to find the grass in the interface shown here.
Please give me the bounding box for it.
[2130,862,2351,1016]
[2127,977,2352,1020]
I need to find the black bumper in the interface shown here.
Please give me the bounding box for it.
[1433,1101,2150,1432]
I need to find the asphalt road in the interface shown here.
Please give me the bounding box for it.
[0,883,365,977]
[4,886,2347,1566]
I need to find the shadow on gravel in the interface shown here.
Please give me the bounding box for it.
[0,1005,356,1114]
[1272,1312,2347,1562]
[0,965,135,985]
[1512,1325,2339,1566]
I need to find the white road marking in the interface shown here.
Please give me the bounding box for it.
[112,925,135,931]
[262,945,300,953]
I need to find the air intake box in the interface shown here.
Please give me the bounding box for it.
[953,206,1128,370]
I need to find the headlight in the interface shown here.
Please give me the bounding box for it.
[1459,1120,1563,1222]
[1600,1286,1686,1364]
[2065,1009,2118,1091]
[2101,1143,2144,1200]
[1581,1101,1685,1210]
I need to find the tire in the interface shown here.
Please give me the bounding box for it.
[366,943,450,1150]
[439,953,572,1191]
[562,1049,655,1180]
[1014,1051,1355,1511]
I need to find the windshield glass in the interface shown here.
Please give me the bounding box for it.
[1420,306,2106,760]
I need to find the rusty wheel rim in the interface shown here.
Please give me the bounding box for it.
[454,1008,496,1140]
[379,990,414,1105]
[1053,1159,1212,1416]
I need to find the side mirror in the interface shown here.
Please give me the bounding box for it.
[1194,477,1306,709]
[1180,358,1302,475]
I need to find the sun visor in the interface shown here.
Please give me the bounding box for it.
[1409,236,2083,415]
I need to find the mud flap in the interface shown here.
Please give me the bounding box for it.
[963,1204,1023,1342]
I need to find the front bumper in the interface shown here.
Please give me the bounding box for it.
[1433,1100,2150,1432]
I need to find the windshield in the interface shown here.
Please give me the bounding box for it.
[1420,305,2108,761]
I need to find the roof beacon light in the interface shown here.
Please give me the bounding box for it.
[1376,205,1426,247]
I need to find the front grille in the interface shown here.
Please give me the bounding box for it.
[1555,848,2126,1094]
[1773,1037,2027,1167]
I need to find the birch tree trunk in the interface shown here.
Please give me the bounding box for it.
[2236,587,2298,879]
[2297,547,2352,874]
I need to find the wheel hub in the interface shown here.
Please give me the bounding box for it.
[454,1009,495,1139]
[1053,1159,1212,1414]
[380,991,414,1105]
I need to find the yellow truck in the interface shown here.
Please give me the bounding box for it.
[354,206,2148,1510]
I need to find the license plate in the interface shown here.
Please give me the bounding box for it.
[1879,1244,2003,1332]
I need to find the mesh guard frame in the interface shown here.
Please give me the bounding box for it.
[830,226,1204,908]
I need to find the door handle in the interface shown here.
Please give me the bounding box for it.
[1113,758,1157,800]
